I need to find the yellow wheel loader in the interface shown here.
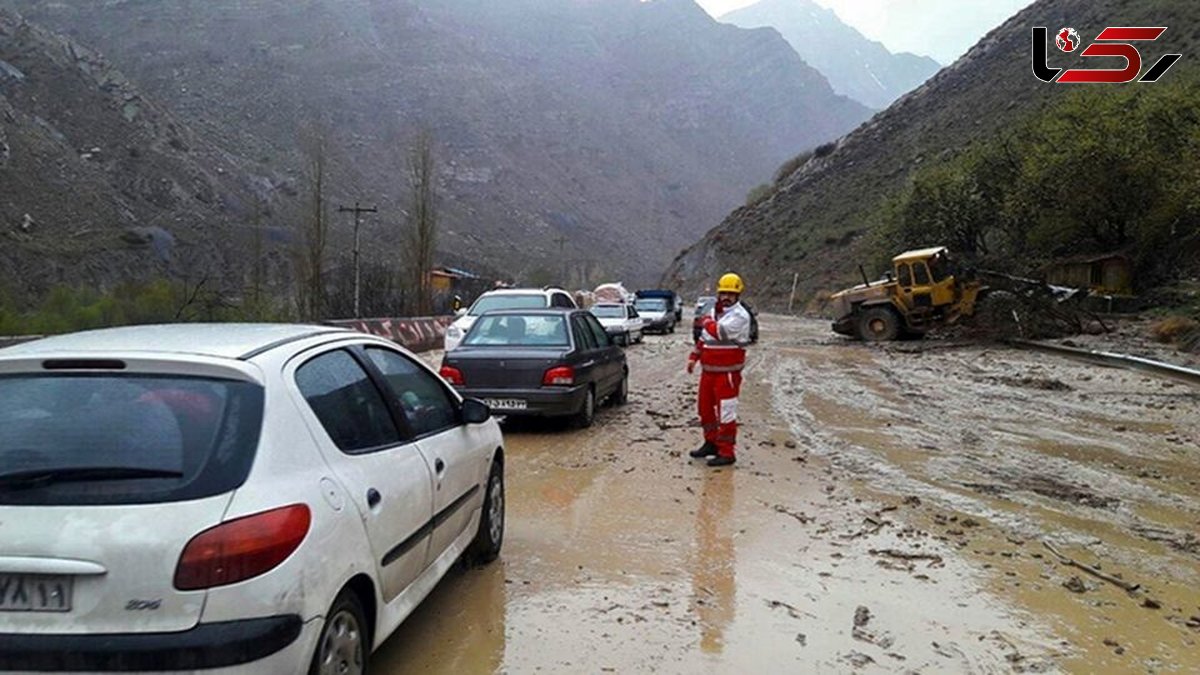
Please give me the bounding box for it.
[829,246,1091,341]
[829,247,988,341]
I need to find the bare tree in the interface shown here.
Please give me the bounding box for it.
[405,130,438,316]
[294,127,330,320]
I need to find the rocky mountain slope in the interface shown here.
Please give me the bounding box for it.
[721,0,941,109]
[13,0,871,289]
[665,0,1199,304]
[0,8,277,296]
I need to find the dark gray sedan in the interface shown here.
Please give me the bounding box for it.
[439,309,628,427]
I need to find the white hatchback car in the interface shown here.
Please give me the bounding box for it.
[444,287,576,351]
[0,324,505,674]
[589,303,644,346]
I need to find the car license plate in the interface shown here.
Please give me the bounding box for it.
[483,398,527,411]
[0,574,72,612]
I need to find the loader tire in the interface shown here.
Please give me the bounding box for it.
[857,307,900,342]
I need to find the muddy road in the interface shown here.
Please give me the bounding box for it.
[378,315,1199,673]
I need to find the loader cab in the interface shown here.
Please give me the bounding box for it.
[892,247,957,311]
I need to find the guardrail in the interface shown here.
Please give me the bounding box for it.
[0,336,43,350]
[1008,339,1200,387]
[327,316,455,353]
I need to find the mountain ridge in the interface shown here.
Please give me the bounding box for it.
[721,0,941,109]
[0,6,281,297]
[11,0,872,290]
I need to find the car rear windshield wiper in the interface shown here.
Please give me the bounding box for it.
[0,466,184,490]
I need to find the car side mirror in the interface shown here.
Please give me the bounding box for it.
[462,398,491,424]
[455,308,468,317]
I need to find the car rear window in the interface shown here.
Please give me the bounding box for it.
[634,299,666,311]
[590,305,625,318]
[468,294,547,315]
[0,374,263,506]
[463,314,568,347]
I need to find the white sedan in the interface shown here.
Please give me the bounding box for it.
[589,303,644,345]
[0,324,505,674]
[444,287,577,351]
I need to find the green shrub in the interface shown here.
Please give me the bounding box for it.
[774,152,812,185]
[0,279,292,336]
[746,183,773,207]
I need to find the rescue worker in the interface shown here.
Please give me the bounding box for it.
[451,294,464,312]
[687,273,752,467]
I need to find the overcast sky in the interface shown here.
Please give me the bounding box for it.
[696,0,1035,65]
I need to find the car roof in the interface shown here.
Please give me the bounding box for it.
[0,323,351,360]
[476,308,577,316]
[479,287,567,297]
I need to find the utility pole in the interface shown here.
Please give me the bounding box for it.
[338,202,378,318]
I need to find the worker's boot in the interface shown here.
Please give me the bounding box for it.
[707,455,736,467]
[689,441,718,458]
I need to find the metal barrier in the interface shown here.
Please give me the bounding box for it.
[327,316,455,353]
[0,336,43,350]
[1008,339,1200,387]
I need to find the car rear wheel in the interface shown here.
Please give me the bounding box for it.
[572,387,596,428]
[612,371,629,406]
[309,590,368,675]
[467,460,504,564]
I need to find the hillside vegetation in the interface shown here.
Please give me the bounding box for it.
[873,75,1200,286]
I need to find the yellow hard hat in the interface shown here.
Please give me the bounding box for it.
[717,273,744,294]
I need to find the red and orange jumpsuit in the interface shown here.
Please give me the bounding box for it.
[689,301,752,460]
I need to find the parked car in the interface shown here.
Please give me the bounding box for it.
[632,295,675,334]
[692,298,759,343]
[444,287,577,351]
[0,324,505,674]
[589,302,644,345]
[439,309,628,428]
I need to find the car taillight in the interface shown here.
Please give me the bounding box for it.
[543,365,575,386]
[174,504,311,591]
[440,365,465,385]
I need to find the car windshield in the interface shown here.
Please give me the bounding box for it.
[0,374,264,506]
[463,314,570,347]
[590,305,625,318]
[469,294,547,316]
[694,299,715,316]
[634,298,666,312]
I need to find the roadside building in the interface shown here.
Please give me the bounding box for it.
[1045,253,1133,295]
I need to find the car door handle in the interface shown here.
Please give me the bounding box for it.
[435,458,445,475]
[366,488,381,508]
